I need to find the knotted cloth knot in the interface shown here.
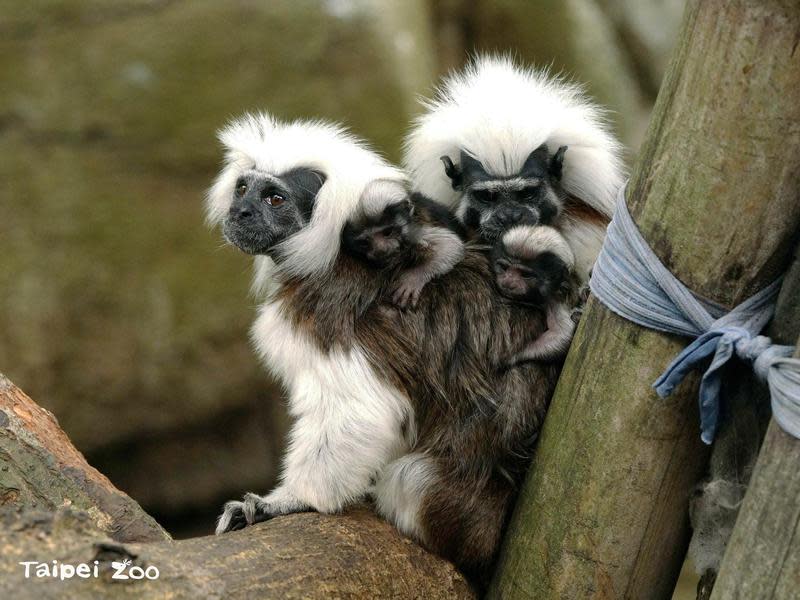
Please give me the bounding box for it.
[734,330,773,364]
[653,327,789,444]
[589,183,800,444]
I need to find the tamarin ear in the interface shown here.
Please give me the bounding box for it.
[549,145,568,180]
[521,144,550,177]
[440,155,463,190]
[458,150,488,180]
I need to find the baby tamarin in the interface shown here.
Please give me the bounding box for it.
[341,179,465,308]
[492,224,583,366]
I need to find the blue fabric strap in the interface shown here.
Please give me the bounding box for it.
[589,184,800,444]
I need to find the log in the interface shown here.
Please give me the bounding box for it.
[709,335,800,600]
[0,506,474,599]
[0,373,169,543]
[488,1,800,599]
[0,373,474,598]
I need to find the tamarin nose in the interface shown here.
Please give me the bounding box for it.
[229,201,253,219]
[497,207,523,227]
[508,207,525,222]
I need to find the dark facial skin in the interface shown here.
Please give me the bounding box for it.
[491,245,570,306]
[441,145,567,242]
[341,202,414,267]
[223,167,325,256]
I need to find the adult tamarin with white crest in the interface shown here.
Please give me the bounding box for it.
[207,112,559,585]
[404,54,626,284]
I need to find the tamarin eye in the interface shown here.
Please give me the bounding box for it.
[236,183,247,196]
[520,185,540,201]
[264,194,285,207]
[473,190,493,203]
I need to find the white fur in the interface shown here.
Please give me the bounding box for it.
[411,226,465,280]
[392,225,465,308]
[510,303,576,364]
[558,213,608,284]
[374,453,437,543]
[404,55,624,216]
[206,112,406,283]
[359,179,409,219]
[250,299,413,514]
[403,55,625,280]
[208,113,417,527]
[502,225,575,269]
[471,177,541,192]
[250,256,280,298]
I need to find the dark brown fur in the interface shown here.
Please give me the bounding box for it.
[274,247,559,584]
[561,193,611,227]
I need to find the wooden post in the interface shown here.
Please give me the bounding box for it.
[691,246,800,600]
[709,338,800,600]
[488,1,800,599]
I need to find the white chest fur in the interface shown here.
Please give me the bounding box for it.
[249,298,414,511]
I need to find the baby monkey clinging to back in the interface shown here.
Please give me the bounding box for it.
[493,224,582,366]
[342,179,465,308]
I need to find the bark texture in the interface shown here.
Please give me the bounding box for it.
[489,1,800,599]
[0,506,474,600]
[0,373,474,599]
[709,336,800,600]
[689,244,800,599]
[0,373,169,543]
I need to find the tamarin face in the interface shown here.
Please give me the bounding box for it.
[441,145,567,242]
[223,167,325,256]
[491,236,571,306]
[341,201,413,267]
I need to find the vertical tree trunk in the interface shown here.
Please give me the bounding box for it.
[488,2,800,599]
[709,337,800,600]
[691,246,800,600]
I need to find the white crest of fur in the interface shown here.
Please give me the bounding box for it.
[358,179,409,219]
[206,112,406,286]
[503,225,575,270]
[403,55,625,218]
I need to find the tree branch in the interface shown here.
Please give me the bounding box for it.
[0,374,474,598]
[0,373,168,543]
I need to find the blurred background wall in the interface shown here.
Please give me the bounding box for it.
[0,0,685,542]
